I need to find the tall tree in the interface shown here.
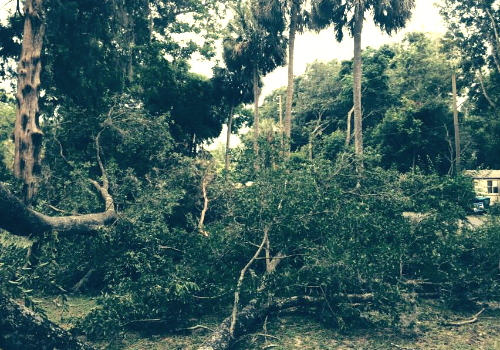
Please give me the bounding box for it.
[310,0,415,175]
[14,0,46,205]
[373,33,455,174]
[223,0,287,169]
[284,0,306,159]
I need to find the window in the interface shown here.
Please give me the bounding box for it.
[487,180,499,194]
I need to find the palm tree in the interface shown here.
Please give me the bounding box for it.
[310,0,416,175]
[284,0,305,159]
[223,0,287,170]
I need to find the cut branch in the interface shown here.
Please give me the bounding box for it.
[0,125,116,237]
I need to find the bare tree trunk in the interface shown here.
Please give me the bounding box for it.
[225,104,235,173]
[353,6,364,177]
[0,291,94,350]
[278,95,283,151]
[14,0,46,205]
[412,148,416,174]
[284,1,298,160]
[253,65,260,170]
[345,106,354,147]
[476,69,496,109]
[452,73,461,174]
[484,4,500,72]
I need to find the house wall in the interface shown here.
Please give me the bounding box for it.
[473,178,500,204]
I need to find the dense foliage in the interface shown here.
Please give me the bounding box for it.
[0,0,500,349]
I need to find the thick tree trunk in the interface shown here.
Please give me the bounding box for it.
[225,104,235,172]
[0,291,95,350]
[253,65,260,170]
[284,1,298,159]
[452,73,460,174]
[353,6,364,176]
[14,0,46,205]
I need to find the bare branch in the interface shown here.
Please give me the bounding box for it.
[443,308,485,326]
[229,227,269,337]
[477,69,496,109]
[198,174,210,237]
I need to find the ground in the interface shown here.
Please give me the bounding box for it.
[35,296,500,349]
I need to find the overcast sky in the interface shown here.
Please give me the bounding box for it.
[1,0,447,148]
[190,0,446,99]
[195,0,447,148]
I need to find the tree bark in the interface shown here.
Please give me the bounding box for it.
[14,0,46,205]
[253,65,260,170]
[0,291,95,350]
[225,104,235,172]
[0,182,115,237]
[352,5,364,176]
[345,106,354,147]
[452,73,461,174]
[284,1,298,159]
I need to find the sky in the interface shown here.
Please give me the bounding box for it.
[190,0,446,100]
[195,0,447,149]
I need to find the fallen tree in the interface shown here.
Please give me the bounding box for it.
[0,290,95,350]
[198,296,323,350]
[0,180,115,237]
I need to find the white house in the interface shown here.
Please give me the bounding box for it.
[465,170,500,204]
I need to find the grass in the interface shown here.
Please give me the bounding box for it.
[38,296,500,349]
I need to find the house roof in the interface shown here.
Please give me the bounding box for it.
[464,170,500,179]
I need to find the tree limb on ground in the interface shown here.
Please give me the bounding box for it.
[442,308,485,326]
[0,290,95,350]
[197,296,323,350]
[0,182,116,237]
[0,132,116,238]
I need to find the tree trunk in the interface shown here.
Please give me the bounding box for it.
[278,95,283,151]
[284,1,298,159]
[352,6,364,176]
[14,0,46,205]
[345,106,354,147]
[452,73,461,174]
[225,104,235,173]
[0,291,95,350]
[253,65,260,170]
